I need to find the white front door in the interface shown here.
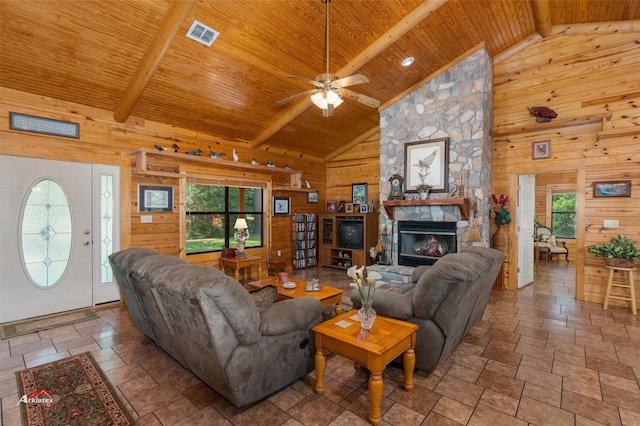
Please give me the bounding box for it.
[0,156,120,323]
[517,174,535,288]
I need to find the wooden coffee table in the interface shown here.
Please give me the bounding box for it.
[248,277,343,315]
[312,311,418,425]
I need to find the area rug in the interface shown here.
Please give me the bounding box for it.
[16,352,134,426]
[0,309,99,339]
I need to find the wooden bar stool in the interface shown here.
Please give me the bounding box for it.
[603,265,637,315]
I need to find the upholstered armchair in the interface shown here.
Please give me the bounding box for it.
[535,226,569,262]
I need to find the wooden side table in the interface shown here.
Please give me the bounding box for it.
[219,255,263,282]
[312,311,418,425]
[603,265,636,315]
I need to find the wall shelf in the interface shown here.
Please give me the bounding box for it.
[596,127,640,140]
[133,148,303,188]
[490,113,611,138]
[382,198,470,220]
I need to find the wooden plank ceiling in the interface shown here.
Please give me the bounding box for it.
[1,0,639,160]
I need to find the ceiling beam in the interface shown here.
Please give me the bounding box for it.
[250,0,448,149]
[550,20,640,36]
[531,0,553,38]
[325,126,380,162]
[113,0,196,123]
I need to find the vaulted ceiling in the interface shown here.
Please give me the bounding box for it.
[1,1,639,160]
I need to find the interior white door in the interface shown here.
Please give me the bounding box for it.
[1,156,93,322]
[517,174,535,288]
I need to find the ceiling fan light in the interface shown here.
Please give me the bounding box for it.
[325,89,340,105]
[310,91,325,108]
[332,96,343,108]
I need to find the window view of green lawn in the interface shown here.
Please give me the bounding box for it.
[185,183,263,254]
[551,193,576,239]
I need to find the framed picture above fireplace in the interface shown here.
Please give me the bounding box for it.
[404,137,449,193]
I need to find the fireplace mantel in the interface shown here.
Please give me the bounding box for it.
[382,198,470,220]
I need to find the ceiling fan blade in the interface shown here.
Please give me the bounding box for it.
[340,88,381,108]
[276,89,318,106]
[284,75,324,89]
[332,74,370,88]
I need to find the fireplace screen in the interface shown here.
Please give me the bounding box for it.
[398,221,457,266]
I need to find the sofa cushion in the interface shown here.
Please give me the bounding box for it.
[249,285,278,312]
[413,255,468,320]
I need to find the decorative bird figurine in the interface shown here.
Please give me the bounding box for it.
[172,143,180,152]
[529,106,558,123]
[232,149,239,162]
[154,144,165,152]
[209,151,225,159]
[284,164,293,170]
[186,148,202,156]
[266,160,276,168]
[251,158,260,165]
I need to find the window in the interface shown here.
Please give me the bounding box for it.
[551,193,576,239]
[185,182,263,254]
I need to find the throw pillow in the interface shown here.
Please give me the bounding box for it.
[249,285,278,312]
[549,235,557,247]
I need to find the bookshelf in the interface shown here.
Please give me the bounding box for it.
[292,213,317,269]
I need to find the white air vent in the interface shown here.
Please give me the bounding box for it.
[186,20,219,47]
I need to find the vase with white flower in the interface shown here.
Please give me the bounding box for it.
[348,265,384,329]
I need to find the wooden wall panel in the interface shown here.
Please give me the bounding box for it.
[492,34,640,309]
[326,133,381,207]
[0,88,326,272]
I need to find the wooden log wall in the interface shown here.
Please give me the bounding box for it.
[492,33,640,307]
[326,131,381,213]
[0,88,327,273]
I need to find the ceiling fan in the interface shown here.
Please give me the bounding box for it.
[276,0,380,117]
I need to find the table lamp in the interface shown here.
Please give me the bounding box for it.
[234,217,249,258]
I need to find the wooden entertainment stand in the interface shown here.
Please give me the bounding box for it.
[318,213,379,270]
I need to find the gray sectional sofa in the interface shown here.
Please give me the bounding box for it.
[351,246,503,372]
[109,248,323,407]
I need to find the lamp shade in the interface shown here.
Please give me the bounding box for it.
[234,217,248,230]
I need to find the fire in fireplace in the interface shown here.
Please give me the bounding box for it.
[398,221,457,266]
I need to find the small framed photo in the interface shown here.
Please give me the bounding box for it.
[139,185,173,212]
[327,200,337,212]
[593,181,631,198]
[337,200,346,212]
[532,140,550,159]
[369,199,377,213]
[307,191,319,203]
[273,197,290,215]
[345,203,354,213]
[352,183,368,204]
[359,203,368,213]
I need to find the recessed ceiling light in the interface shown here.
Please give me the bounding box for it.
[401,56,414,67]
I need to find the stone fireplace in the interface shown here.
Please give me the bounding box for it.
[378,48,493,266]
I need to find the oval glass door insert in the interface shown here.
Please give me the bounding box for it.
[20,179,73,287]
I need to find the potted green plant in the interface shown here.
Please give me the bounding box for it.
[587,235,640,268]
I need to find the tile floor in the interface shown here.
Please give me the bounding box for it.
[1,261,639,425]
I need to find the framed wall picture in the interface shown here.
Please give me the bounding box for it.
[404,137,449,193]
[307,191,319,203]
[352,183,368,204]
[273,197,290,215]
[532,140,551,159]
[139,185,173,212]
[327,200,337,212]
[593,181,631,197]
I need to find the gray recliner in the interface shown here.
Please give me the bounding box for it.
[351,247,503,372]
[109,248,323,407]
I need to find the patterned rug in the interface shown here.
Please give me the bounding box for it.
[0,309,99,339]
[16,352,134,426]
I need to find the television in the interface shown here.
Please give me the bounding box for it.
[338,222,364,249]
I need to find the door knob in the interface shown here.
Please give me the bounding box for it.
[83,241,90,246]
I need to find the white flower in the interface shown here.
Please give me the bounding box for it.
[347,265,384,306]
